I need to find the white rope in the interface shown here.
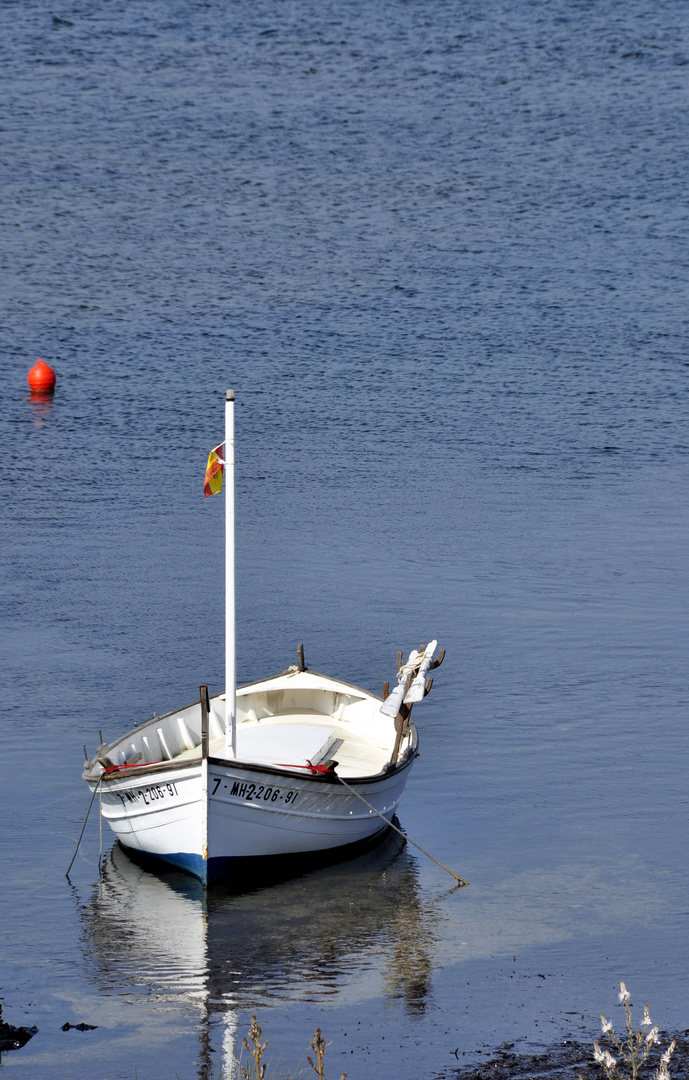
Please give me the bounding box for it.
[396,651,423,683]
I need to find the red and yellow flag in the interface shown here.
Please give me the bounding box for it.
[204,444,224,497]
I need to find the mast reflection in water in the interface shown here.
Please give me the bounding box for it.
[79,830,438,1075]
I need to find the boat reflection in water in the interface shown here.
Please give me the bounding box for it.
[80,829,438,1077]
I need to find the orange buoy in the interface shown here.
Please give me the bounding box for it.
[28,358,56,394]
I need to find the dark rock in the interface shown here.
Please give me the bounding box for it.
[442,1032,689,1080]
[61,1021,98,1032]
[0,1012,38,1053]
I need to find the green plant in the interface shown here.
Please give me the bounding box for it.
[241,1014,268,1080]
[237,1015,345,1080]
[588,982,675,1080]
[306,1028,346,1080]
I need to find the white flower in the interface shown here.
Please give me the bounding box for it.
[640,1004,652,1028]
[661,1040,676,1065]
[619,981,631,1004]
[604,1050,617,1071]
[645,1025,660,1045]
[656,1063,669,1080]
[601,1013,614,1035]
[594,1042,617,1071]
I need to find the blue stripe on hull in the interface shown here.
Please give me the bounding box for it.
[120,825,391,887]
[128,848,208,883]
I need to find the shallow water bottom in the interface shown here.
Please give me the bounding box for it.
[3,829,687,1080]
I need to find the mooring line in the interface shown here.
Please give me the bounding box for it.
[65,776,102,879]
[337,775,469,886]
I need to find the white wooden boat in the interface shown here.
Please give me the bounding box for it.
[82,391,442,885]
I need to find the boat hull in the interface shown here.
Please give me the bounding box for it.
[95,762,205,874]
[92,756,413,884]
[121,822,393,884]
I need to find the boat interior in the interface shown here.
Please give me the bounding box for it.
[89,672,414,780]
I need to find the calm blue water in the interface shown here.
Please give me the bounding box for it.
[1,1,688,1077]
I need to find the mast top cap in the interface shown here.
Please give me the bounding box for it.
[226,389,235,401]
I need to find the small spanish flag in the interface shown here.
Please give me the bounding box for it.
[204,444,225,497]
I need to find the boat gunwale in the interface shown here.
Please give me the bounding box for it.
[207,737,417,786]
[233,667,385,700]
[83,735,417,787]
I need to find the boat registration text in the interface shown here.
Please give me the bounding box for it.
[214,778,299,805]
[116,782,179,807]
